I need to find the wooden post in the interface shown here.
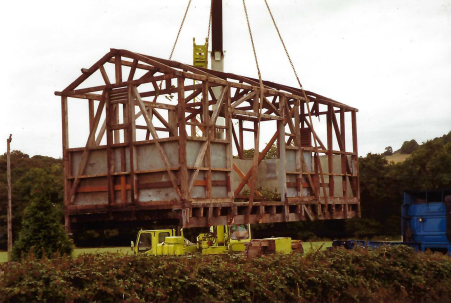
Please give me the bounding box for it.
[278,96,287,201]
[61,96,70,232]
[7,134,12,261]
[178,77,189,200]
[352,110,359,217]
[327,105,334,198]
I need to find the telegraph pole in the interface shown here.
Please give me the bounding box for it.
[211,0,225,138]
[6,134,12,261]
[211,0,224,73]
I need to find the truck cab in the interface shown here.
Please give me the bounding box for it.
[132,229,174,255]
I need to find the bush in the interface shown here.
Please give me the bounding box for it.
[2,246,451,302]
[12,190,73,260]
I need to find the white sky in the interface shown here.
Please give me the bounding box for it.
[1,0,450,158]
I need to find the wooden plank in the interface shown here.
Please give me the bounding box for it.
[132,86,181,198]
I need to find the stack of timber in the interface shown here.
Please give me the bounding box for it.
[55,48,360,231]
[244,238,304,259]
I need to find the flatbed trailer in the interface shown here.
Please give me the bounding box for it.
[332,189,451,254]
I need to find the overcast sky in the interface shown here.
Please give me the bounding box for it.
[1,0,450,159]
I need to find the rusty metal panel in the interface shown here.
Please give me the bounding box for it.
[138,172,179,202]
[136,142,179,171]
[211,171,228,198]
[210,143,227,169]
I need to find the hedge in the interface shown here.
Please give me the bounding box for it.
[1,246,451,302]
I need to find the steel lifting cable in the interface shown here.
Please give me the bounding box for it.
[153,0,193,105]
[206,0,213,51]
[263,0,329,201]
[242,0,265,217]
[169,0,193,60]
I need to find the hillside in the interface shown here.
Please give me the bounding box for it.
[384,151,410,163]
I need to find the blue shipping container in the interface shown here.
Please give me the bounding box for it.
[402,189,451,253]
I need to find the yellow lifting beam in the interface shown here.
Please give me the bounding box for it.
[193,38,208,68]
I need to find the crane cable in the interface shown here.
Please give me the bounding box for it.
[206,0,213,53]
[242,0,265,218]
[152,0,193,106]
[263,0,328,201]
[169,0,193,60]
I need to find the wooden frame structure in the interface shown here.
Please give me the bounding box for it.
[56,48,360,231]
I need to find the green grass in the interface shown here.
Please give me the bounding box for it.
[72,247,132,257]
[0,241,332,262]
[384,152,411,163]
[0,251,7,263]
[302,241,332,253]
[0,242,332,262]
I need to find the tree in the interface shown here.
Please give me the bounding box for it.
[12,169,72,260]
[382,146,393,156]
[239,144,278,159]
[0,152,63,250]
[400,140,420,154]
[345,218,381,238]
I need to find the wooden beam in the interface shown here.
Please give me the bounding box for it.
[177,77,189,200]
[128,59,138,82]
[187,142,209,194]
[234,101,296,196]
[69,91,106,204]
[327,105,334,198]
[231,91,257,109]
[99,65,111,85]
[210,86,228,126]
[231,125,243,159]
[61,96,70,232]
[132,86,181,198]
[201,81,212,199]
[63,50,115,92]
[128,85,138,203]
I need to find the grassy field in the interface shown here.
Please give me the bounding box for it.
[0,242,332,262]
[384,152,410,163]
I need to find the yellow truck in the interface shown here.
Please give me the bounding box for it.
[131,224,303,257]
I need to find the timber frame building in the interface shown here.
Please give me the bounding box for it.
[56,49,360,231]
